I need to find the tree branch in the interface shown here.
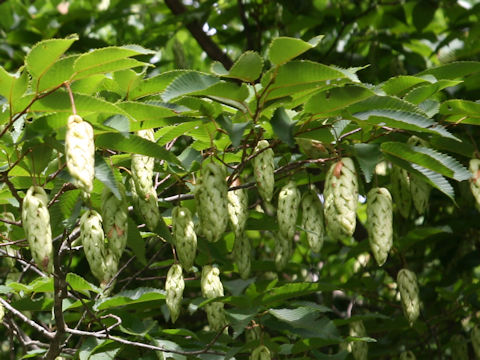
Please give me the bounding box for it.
[164,0,233,69]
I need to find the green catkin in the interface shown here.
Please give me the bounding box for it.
[251,345,271,360]
[233,232,251,279]
[471,325,480,359]
[366,187,393,266]
[201,265,227,331]
[450,334,468,360]
[323,158,358,241]
[348,320,368,360]
[277,181,301,240]
[195,162,229,242]
[21,186,54,273]
[165,264,185,323]
[65,115,95,194]
[397,269,420,326]
[407,136,431,215]
[253,140,275,203]
[301,188,325,253]
[227,185,248,237]
[101,185,128,262]
[1,212,17,268]
[172,207,197,271]
[391,165,411,219]
[469,159,480,210]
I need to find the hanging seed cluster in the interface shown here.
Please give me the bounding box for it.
[165,264,185,323]
[366,187,393,266]
[253,140,275,203]
[172,207,197,271]
[201,265,227,331]
[399,351,416,360]
[397,269,420,326]
[450,334,468,360]
[65,115,95,195]
[251,345,271,360]
[22,186,54,273]
[324,157,358,241]
[348,320,368,360]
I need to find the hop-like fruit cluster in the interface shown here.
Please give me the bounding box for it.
[274,232,291,271]
[251,345,271,360]
[102,186,128,262]
[227,185,248,237]
[253,140,275,203]
[196,162,228,242]
[469,159,480,209]
[165,264,185,323]
[407,136,431,215]
[80,210,110,285]
[277,181,300,240]
[22,186,54,273]
[246,325,261,342]
[129,178,160,231]
[233,232,251,279]
[1,212,17,268]
[65,115,95,194]
[366,187,393,266]
[0,301,4,322]
[450,334,468,360]
[172,207,197,271]
[399,351,416,360]
[348,320,368,360]
[471,325,480,359]
[391,165,411,219]
[397,269,420,326]
[301,188,325,253]
[324,158,358,241]
[201,265,227,331]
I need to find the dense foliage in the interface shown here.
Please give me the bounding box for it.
[1,1,480,359]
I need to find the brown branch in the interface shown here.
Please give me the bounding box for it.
[164,0,233,69]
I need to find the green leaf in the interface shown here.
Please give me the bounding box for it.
[268,36,323,65]
[304,85,374,116]
[129,70,188,100]
[94,154,122,200]
[66,273,101,295]
[0,66,14,99]
[73,46,152,79]
[215,114,250,147]
[381,75,430,96]
[404,80,462,104]
[353,109,456,139]
[347,95,426,115]
[94,287,165,310]
[227,51,263,82]
[381,142,469,181]
[262,61,347,101]
[417,61,480,80]
[37,55,77,92]
[259,282,338,305]
[25,36,78,79]
[95,132,180,165]
[353,143,382,183]
[117,101,177,122]
[127,217,147,265]
[162,71,220,102]
[271,107,295,147]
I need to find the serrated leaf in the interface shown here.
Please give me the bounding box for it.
[215,114,250,147]
[66,273,101,294]
[381,75,430,96]
[353,109,457,139]
[117,101,177,122]
[129,70,188,100]
[268,36,323,65]
[25,36,78,79]
[353,143,382,183]
[439,100,480,126]
[227,51,263,82]
[305,85,374,115]
[271,107,295,146]
[127,217,146,265]
[417,61,480,80]
[162,71,220,102]
[381,142,469,181]
[37,55,77,92]
[94,154,121,199]
[94,287,165,310]
[95,132,180,165]
[190,81,249,103]
[31,91,126,117]
[404,80,462,104]
[0,66,14,99]
[348,95,426,115]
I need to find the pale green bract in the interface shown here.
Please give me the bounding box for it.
[253,140,275,203]
[131,129,156,199]
[397,269,420,326]
[196,162,228,242]
[102,185,128,262]
[1,212,17,268]
[469,159,480,210]
[277,180,300,240]
[172,206,197,271]
[251,345,271,360]
[130,177,160,231]
[348,320,368,360]
[391,165,411,219]
[65,115,95,195]
[301,188,325,253]
[201,265,227,331]
[233,232,251,279]
[21,186,54,273]
[367,187,393,266]
[227,186,248,237]
[165,264,185,323]
[323,158,358,241]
